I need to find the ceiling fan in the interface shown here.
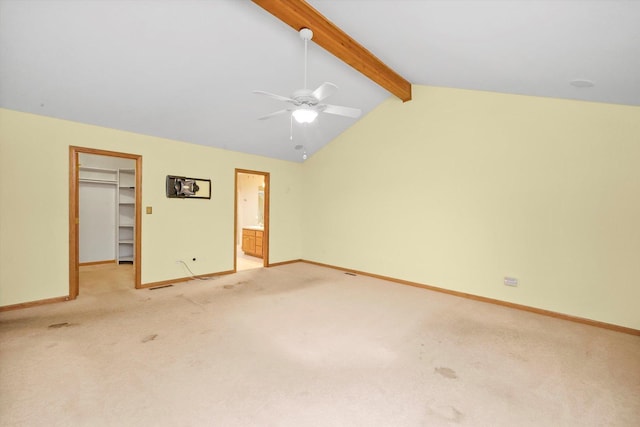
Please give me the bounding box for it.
[253,28,362,124]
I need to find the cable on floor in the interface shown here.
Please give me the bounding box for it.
[177,260,217,281]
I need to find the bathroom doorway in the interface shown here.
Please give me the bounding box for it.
[235,169,269,271]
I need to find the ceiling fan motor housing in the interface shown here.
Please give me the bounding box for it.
[291,89,318,106]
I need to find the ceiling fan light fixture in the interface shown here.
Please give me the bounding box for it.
[292,108,318,123]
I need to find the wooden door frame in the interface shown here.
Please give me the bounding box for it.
[69,146,142,298]
[234,169,270,270]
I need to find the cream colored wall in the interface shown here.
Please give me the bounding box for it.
[0,109,302,306]
[3,87,639,330]
[302,85,640,329]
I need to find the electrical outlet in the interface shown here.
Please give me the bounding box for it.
[504,277,518,287]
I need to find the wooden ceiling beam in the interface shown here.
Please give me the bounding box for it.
[252,0,412,102]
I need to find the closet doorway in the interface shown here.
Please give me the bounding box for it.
[69,146,142,299]
[235,169,269,271]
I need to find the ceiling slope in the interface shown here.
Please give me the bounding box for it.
[1,1,638,163]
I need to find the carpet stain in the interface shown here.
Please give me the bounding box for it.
[435,366,458,379]
[221,281,249,290]
[141,334,158,343]
[48,322,71,329]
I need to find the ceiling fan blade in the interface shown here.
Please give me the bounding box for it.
[321,104,362,119]
[258,109,291,120]
[253,90,295,103]
[312,82,338,101]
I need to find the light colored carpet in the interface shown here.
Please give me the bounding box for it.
[1,263,639,426]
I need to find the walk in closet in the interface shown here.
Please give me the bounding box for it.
[78,154,136,264]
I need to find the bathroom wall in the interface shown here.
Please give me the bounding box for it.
[237,172,265,244]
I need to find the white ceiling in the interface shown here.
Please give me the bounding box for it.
[1,1,638,162]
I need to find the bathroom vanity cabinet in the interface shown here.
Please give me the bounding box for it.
[242,227,264,258]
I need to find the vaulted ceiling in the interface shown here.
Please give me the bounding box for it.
[1,1,638,162]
